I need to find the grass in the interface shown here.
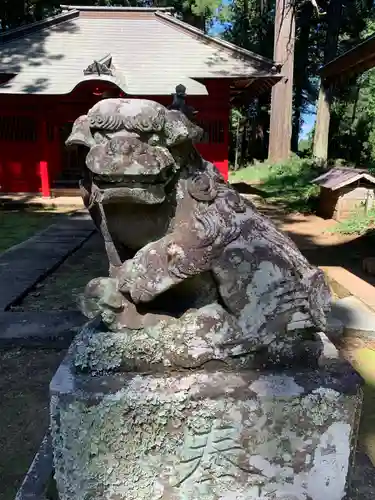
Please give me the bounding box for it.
[328,208,375,236]
[230,163,275,184]
[230,157,323,213]
[0,209,58,253]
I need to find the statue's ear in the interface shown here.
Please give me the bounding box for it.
[187,173,218,202]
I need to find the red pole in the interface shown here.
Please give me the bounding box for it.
[39,119,50,198]
[222,105,229,181]
[40,160,50,198]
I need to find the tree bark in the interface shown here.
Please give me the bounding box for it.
[292,2,313,152]
[268,0,296,163]
[242,0,249,48]
[313,0,343,161]
[313,82,333,161]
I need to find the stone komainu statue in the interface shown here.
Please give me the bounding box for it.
[66,98,332,369]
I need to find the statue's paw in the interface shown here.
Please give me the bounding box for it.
[129,288,152,303]
[119,268,176,304]
[80,277,125,326]
[117,259,140,293]
[118,273,154,303]
[117,240,178,303]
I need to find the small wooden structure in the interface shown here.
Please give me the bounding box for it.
[313,167,375,221]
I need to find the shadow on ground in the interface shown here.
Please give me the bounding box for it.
[231,182,271,198]
[256,203,375,288]
[299,231,375,288]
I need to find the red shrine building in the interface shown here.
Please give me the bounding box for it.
[0,5,280,197]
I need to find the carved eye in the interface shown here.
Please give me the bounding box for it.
[187,173,217,202]
[226,190,246,213]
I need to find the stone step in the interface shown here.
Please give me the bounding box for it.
[0,311,86,348]
[331,296,375,335]
[0,216,94,311]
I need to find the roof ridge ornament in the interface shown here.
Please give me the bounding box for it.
[168,84,197,120]
[84,54,113,77]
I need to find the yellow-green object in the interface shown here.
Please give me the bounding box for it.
[351,348,375,386]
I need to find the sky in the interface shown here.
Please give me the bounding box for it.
[209,0,231,36]
[300,110,316,140]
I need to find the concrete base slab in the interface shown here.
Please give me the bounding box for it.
[321,266,375,313]
[331,296,375,334]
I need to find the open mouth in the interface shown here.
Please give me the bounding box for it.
[89,166,177,205]
[92,166,176,191]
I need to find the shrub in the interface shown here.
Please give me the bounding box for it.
[230,156,324,214]
[328,208,375,235]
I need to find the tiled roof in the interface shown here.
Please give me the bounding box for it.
[0,6,279,96]
[313,167,375,190]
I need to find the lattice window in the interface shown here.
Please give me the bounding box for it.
[196,119,225,144]
[0,116,37,141]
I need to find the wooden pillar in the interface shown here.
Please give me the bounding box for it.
[221,95,230,181]
[313,0,343,163]
[39,119,50,198]
[268,0,296,164]
[313,79,332,162]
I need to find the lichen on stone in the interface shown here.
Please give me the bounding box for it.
[51,369,361,500]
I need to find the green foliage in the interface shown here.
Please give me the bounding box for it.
[149,0,228,30]
[230,156,322,213]
[260,157,321,213]
[298,138,312,154]
[225,0,274,56]
[0,0,227,31]
[225,1,375,166]
[229,162,274,184]
[328,208,375,235]
[328,15,375,166]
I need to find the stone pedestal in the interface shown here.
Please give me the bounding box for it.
[51,346,362,500]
